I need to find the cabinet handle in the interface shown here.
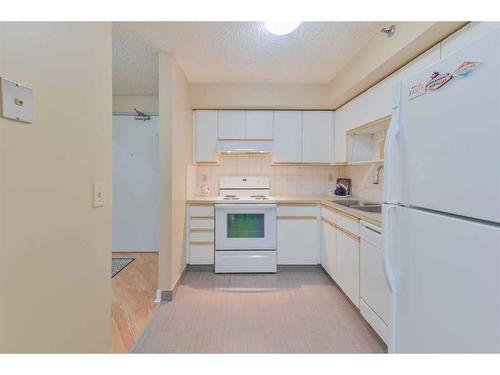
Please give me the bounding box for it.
[336,225,360,242]
[363,225,381,235]
[277,215,317,220]
[321,217,337,228]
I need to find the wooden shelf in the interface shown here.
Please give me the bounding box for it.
[347,115,391,135]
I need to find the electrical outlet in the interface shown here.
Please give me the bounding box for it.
[93,183,105,208]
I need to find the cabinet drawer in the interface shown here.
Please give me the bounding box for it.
[360,221,382,247]
[189,230,214,242]
[277,204,318,218]
[188,243,214,265]
[190,218,214,230]
[321,206,336,223]
[190,205,215,217]
[335,210,359,236]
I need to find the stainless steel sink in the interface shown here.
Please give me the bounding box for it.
[331,199,382,213]
[331,200,361,207]
[350,205,382,213]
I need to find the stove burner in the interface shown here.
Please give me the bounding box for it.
[223,195,240,200]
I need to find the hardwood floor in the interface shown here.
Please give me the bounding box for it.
[111,252,158,353]
[132,269,386,353]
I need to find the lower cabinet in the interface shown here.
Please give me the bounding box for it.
[360,221,388,343]
[187,204,215,265]
[336,227,360,308]
[277,204,320,265]
[321,217,337,279]
[321,205,360,308]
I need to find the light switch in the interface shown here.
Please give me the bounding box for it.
[93,183,105,208]
[0,77,33,123]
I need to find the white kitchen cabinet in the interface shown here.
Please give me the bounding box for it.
[218,110,246,139]
[336,227,360,308]
[245,110,274,140]
[187,204,215,265]
[441,22,500,58]
[277,204,320,264]
[333,104,350,164]
[302,111,333,163]
[360,74,397,126]
[273,111,302,163]
[321,217,337,280]
[193,110,219,163]
[360,221,388,343]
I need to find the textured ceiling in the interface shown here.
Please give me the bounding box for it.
[112,22,385,96]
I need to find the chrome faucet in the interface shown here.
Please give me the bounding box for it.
[373,165,384,184]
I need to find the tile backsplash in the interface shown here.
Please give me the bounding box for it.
[346,164,383,202]
[189,155,346,196]
[188,155,384,202]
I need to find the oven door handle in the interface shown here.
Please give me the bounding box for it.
[215,203,277,209]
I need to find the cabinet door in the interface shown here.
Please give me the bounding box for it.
[273,111,302,163]
[333,105,349,163]
[360,74,397,125]
[302,111,333,163]
[336,229,360,307]
[360,237,388,323]
[194,110,218,162]
[218,110,246,139]
[245,111,274,140]
[277,218,320,265]
[321,219,337,279]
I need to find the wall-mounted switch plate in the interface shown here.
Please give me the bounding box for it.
[93,183,105,208]
[0,77,33,123]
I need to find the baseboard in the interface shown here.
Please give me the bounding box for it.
[277,264,323,271]
[154,265,188,304]
[186,264,215,271]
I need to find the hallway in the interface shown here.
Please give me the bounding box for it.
[111,252,158,353]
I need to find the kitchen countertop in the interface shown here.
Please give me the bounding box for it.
[187,195,382,227]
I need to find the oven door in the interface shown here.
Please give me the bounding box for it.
[215,203,277,250]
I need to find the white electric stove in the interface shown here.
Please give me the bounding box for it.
[214,176,277,273]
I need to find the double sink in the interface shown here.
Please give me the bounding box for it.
[331,199,382,213]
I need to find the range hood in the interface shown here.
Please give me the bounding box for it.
[217,140,273,154]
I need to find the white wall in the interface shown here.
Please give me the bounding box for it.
[190,83,331,109]
[112,115,159,251]
[0,22,112,353]
[158,53,192,292]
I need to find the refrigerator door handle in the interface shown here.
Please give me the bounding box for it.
[383,98,401,204]
[382,204,397,293]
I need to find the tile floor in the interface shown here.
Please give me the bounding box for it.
[132,269,386,353]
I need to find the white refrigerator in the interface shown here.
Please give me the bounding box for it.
[383,29,500,353]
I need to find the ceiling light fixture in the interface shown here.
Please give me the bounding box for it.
[264,21,301,36]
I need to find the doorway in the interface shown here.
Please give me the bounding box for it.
[111,112,159,353]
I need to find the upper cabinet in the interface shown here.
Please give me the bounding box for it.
[333,104,350,164]
[218,110,274,140]
[302,111,334,164]
[193,110,219,163]
[272,111,303,163]
[359,73,397,125]
[245,111,274,140]
[218,110,246,139]
[334,73,396,164]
